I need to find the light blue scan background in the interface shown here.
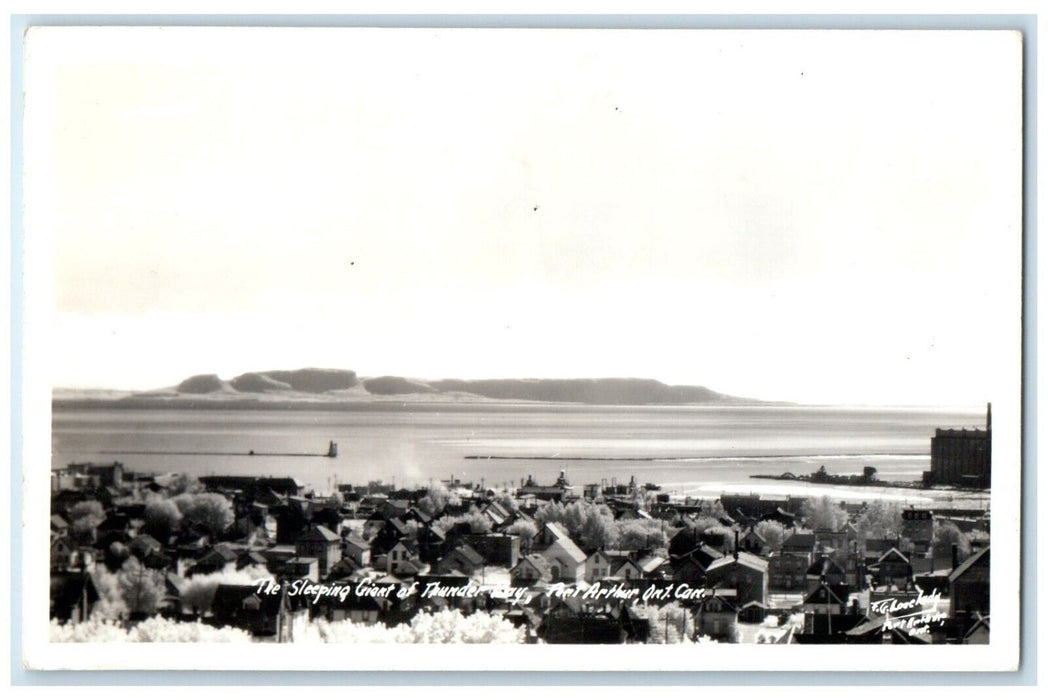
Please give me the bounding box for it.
[9,11,1037,687]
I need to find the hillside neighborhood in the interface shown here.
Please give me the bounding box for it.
[49,461,990,645]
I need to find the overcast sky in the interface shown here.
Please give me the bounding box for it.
[26,28,1021,404]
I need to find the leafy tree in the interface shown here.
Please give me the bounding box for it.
[641,489,660,510]
[180,564,271,616]
[431,514,454,532]
[143,498,182,540]
[49,617,253,642]
[69,500,106,522]
[68,500,105,545]
[802,496,849,531]
[165,473,203,496]
[126,618,254,642]
[306,609,525,644]
[856,500,904,539]
[174,492,234,538]
[50,608,524,644]
[461,508,492,534]
[118,558,164,616]
[753,520,786,552]
[533,501,567,530]
[576,505,617,550]
[616,519,668,550]
[931,520,972,560]
[690,516,723,534]
[496,491,518,513]
[627,487,655,511]
[49,618,130,643]
[535,501,617,550]
[967,528,990,545]
[417,483,452,517]
[504,519,537,542]
[504,519,537,553]
[90,567,128,620]
[105,541,131,571]
[433,507,491,535]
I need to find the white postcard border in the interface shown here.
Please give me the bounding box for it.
[19,25,1024,673]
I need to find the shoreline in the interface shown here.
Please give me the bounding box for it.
[749,473,991,494]
[467,452,928,462]
[663,479,990,506]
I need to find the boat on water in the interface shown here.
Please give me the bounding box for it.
[244,440,338,458]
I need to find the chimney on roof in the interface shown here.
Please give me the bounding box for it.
[951,544,960,570]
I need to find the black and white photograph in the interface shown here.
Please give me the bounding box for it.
[19,24,1022,671]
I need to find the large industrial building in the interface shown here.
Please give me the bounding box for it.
[922,404,991,488]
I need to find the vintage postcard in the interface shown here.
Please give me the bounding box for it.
[20,26,1022,671]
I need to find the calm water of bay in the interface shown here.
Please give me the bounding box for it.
[51,403,987,504]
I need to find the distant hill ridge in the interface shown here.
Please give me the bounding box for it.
[160,368,752,405]
[176,368,359,395]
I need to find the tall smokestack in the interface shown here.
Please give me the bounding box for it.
[734,531,740,560]
[986,402,992,432]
